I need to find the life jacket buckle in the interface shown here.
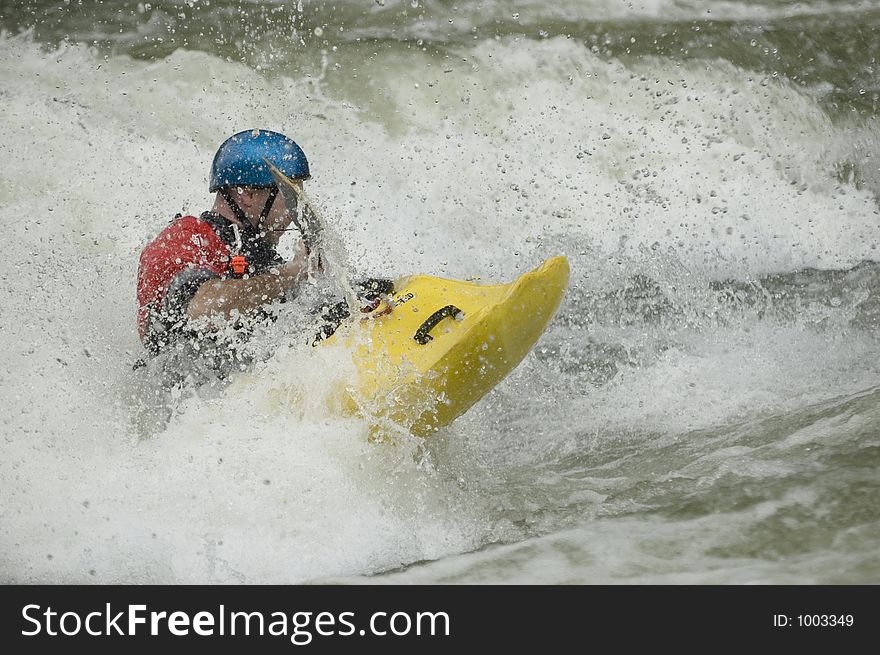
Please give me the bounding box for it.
[231,255,247,276]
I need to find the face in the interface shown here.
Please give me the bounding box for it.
[232,182,303,248]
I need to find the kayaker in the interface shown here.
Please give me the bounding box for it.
[136,129,320,369]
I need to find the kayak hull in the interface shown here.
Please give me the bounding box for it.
[332,256,570,437]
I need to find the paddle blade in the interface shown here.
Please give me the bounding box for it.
[263,157,324,251]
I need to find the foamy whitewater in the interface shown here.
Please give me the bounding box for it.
[1,0,878,584]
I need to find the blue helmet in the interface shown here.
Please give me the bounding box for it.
[209,129,310,191]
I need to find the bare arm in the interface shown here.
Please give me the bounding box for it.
[187,255,310,323]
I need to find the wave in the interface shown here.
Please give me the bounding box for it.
[1,25,878,583]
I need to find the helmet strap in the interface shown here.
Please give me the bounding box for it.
[220,186,281,233]
[259,185,279,224]
[219,187,252,228]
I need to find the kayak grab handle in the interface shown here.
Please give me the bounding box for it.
[414,305,464,344]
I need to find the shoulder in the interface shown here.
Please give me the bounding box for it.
[151,214,215,241]
[141,214,225,255]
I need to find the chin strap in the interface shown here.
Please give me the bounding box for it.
[219,185,279,237]
[260,186,279,224]
[219,187,251,227]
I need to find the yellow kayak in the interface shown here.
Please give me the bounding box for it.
[324,256,570,438]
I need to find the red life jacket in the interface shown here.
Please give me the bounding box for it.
[136,214,232,350]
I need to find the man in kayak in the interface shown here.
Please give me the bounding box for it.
[136,128,319,373]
